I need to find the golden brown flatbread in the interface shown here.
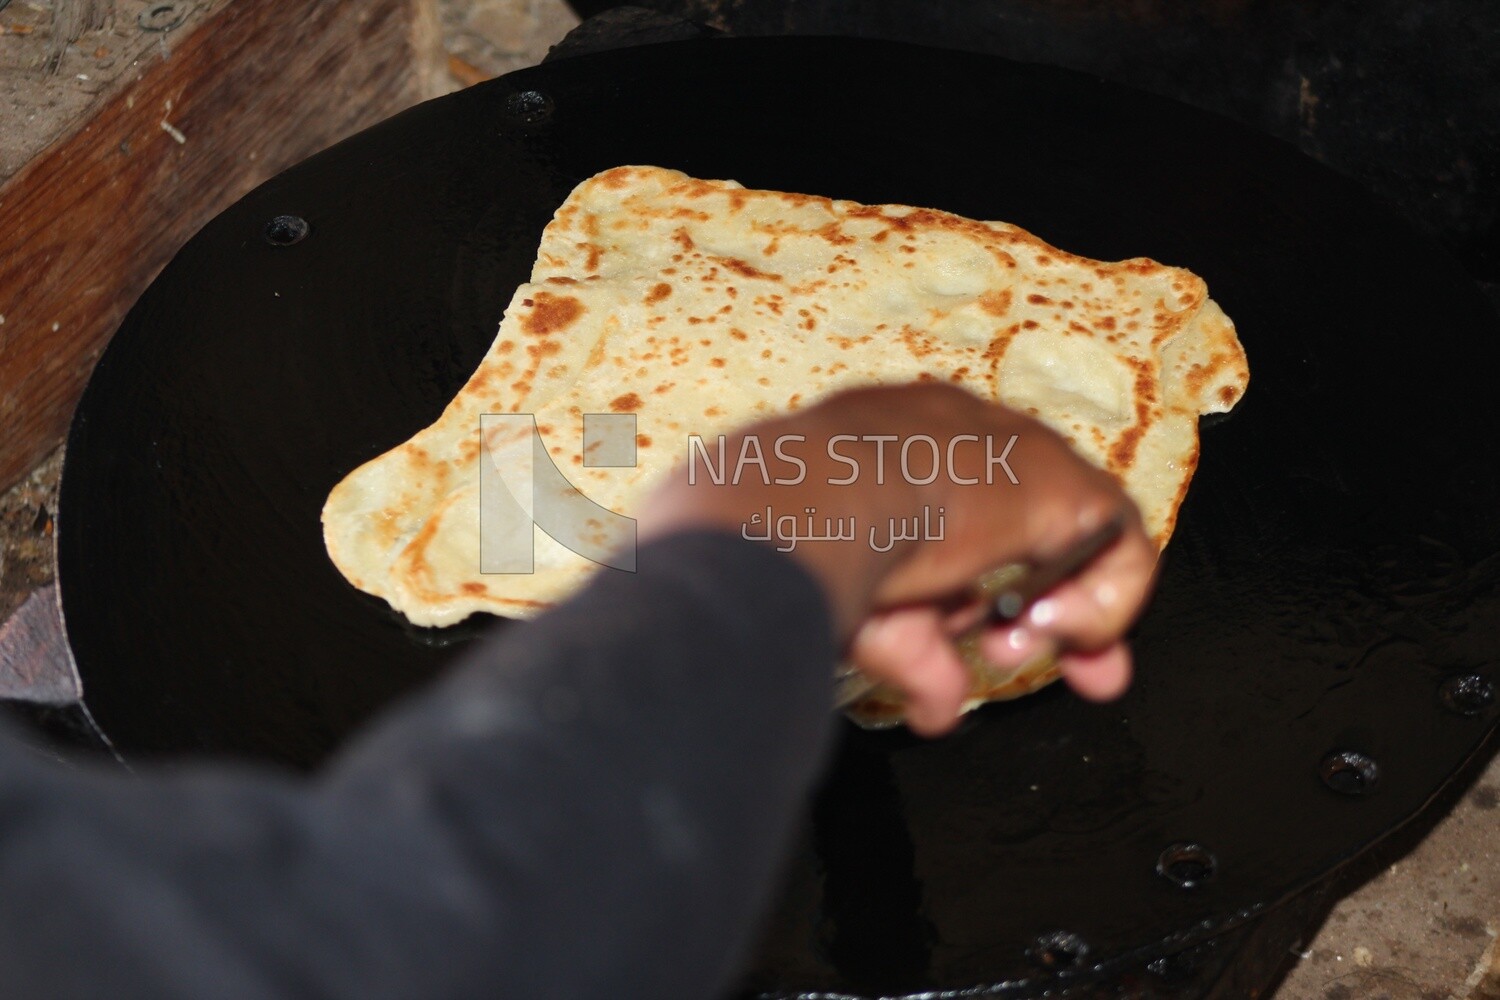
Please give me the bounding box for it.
[322,166,1248,715]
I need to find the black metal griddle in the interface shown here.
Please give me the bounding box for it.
[55,37,1500,999]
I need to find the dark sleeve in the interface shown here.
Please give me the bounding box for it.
[0,531,839,1000]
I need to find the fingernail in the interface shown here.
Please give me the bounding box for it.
[1028,598,1059,628]
[1094,581,1119,609]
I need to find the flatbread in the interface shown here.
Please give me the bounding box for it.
[322,166,1248,713]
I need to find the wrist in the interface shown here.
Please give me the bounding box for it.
[639,474,914,643]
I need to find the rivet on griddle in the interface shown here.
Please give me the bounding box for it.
[1156,843,1217,889]
[138,4,185,32]
[1319,750,1381,796]
[503,89,554,125]
[1439,673,1495,717]
[1027,930,1089,973]
[264,215,310,247]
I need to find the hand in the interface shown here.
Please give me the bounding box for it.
[639,383,1158,735]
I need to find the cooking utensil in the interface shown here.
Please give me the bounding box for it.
[833,513,1127,711]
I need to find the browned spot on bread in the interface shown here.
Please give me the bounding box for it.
[461,582,488,597]
[665,178,719,199]
[1106,358,1161,472]
[729,328,748,341]
[544,276,577,285]
[645,283,672,304]
[1219,384,1239,405]
[611,392,642,412]
[672,227,695,251]
[1185,352,1235,395]
[978,289,1012,316]
[403,515,444,578]
[521,293,584,335]
[1109,425,1145,471]
[595,167,634,189]
[983,325,1020,379]
[710,357,727,368]
[898,325,940,360]
[817,223,855,245]
[714,256,782,281]
[1027,294,1052,306]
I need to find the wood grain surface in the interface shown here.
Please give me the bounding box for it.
[0,0,443,492]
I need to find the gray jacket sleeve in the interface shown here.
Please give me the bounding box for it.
[0,531,839,999]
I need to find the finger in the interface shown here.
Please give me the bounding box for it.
[1021,513,1157,651]
[1057,642,1133,701]
[850,607,970,736]
[976,622,1051,671]
[1020,466,1128,564]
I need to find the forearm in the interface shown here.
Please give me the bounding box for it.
[0,532,838,999]
[321,530,839,997]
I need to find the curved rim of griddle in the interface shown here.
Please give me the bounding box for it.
[56,36,1500,998]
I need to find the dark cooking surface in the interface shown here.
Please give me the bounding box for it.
[56,37,1500,997]
[573,0,1500,302]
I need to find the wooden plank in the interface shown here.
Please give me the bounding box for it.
[0,0,444,491]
